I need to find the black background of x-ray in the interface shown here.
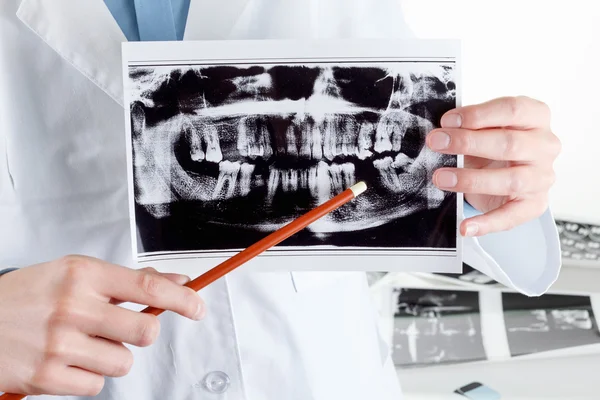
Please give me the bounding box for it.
[135,192,457,253]
[132,65,395,110]
[131,64,455,122]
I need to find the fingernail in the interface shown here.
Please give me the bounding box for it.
[428,131,450,150]
[435,170,458,188]
[193,303,205,320]
[441,113,462,128]
[465,223,479,237]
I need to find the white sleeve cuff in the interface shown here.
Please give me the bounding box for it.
[462,202,562,296]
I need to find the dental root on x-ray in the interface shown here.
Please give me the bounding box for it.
[125,53,460,261]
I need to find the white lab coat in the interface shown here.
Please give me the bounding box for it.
[0,0,561,399]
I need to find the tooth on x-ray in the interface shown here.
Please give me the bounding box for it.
[373,156,401,191]
[357,122,374,160]
[183,118,205,161]
[392,153,414,169]
[286,124,299,157]
[203,124,223,163]
[239,163,255,196]
[213,160,241,199]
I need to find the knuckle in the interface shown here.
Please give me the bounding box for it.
[111,350,134,377]
[508,169,526,195]
[59,254,89,269]
[182,287,202,317]
[84,376,106,397]
[58,256,91,296]
[458,131,476,154]
[501,129,520,159]
[505,96,522,119]
[135,316,160,347]
[49,299,80,328]
[44,332,71,359]
[28,362,106,397]
[469,106,484,128]
[548,133,562,157]
[59,255,88,279]
[460,172,479,192]
[137,272,161,298]
[139,266,158,274]
[59,254,85,266]
[28,364,55,395]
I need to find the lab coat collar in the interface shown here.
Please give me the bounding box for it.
[15,0,249,107]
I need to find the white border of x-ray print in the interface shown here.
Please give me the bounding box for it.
[121,39,463,274]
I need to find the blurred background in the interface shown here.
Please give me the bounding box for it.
[369,1,600,399]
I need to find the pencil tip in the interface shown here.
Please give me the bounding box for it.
[350,181,367,197]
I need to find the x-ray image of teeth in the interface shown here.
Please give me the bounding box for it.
[502,293,600,357]
[392,289,486,368]
[127,61,458,255]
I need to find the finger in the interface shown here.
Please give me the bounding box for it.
[80,301,163,347]
[30,362,104,397]
[138,266,191,286]
[440,96,551,130]
[433,166,555,196]
[47,297,164,347]
[90,261,204,321]
[64,333,133,378]
[109,267,190,305]
[461,198,548,236]
[427,127,548,161]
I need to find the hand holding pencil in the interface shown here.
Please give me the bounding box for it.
[0,182,367,399]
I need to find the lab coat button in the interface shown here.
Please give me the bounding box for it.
[202,371,230,393]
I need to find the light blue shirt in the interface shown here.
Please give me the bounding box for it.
[103,0,191,41]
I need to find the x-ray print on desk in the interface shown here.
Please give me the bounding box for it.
[392,288,486,367]
[122,39,463,273]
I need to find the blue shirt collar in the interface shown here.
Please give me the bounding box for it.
[103,0,190,41]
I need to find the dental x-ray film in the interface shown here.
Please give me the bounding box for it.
[122,39,462,273]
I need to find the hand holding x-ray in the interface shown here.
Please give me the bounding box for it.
[427,96,561,236]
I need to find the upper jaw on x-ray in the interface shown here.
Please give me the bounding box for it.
[128,63,457,233]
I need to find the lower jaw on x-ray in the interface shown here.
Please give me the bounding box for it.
[128,62,458,255]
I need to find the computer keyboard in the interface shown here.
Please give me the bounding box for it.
[556,220,600,264]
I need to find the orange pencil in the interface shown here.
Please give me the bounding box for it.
[0,181,367,400]
[143,180,367,315]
